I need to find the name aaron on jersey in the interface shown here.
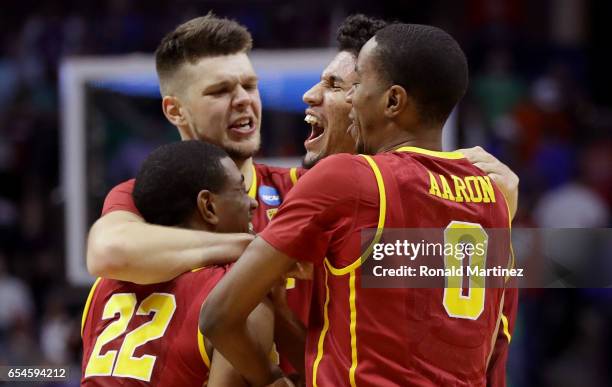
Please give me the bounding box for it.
[427,171,497,204]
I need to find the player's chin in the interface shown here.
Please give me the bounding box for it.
[224,137,260,160]
[355,139,368,155]
[302,151,324,169]
[226,125,260,144]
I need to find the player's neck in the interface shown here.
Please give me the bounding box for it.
[235,157,254,191]
[184,214,214,233]
[376,128,442,154]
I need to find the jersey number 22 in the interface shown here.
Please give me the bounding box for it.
[84,293,177,381]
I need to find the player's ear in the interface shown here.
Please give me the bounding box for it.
[385,85,408,118]
[197,190,219,226]
[162,95,191,138]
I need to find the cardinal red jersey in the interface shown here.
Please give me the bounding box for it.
[487,287,518,387]
[260,147,513,387]
[101,162,310,372]
[81,266,227,386]
[245,164,311,331]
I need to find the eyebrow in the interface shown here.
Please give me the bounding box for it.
[203,76,259,92]
[243,75,259,83]
[202,81,231,93]
[329,75,344,84]
[321,73,344,84]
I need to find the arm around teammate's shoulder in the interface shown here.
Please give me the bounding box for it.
[86,212,254,285]
[458,146,519,220]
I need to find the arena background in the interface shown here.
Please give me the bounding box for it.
[0,0,610,386]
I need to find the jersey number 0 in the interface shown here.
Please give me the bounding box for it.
[442,221,488,320]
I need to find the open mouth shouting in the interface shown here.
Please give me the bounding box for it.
[304,110,325,150]
[228,116,256,137]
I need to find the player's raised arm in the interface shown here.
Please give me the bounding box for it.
[86,180,254,285]
[458,146,519,219]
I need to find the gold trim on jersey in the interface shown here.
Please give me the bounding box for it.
[248,164,258,199]
[198,328,211,368]
[348,270,358,387]
[290,167,299,186]
[312,267,331,387]
[285,277,296,289]
[81,277,103,337]
[501,313,512,343]
[395,146,465,159]
[314,154,387,387]
[324,155,387,276]
[487,291,506,368]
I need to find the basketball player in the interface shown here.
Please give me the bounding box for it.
[301,15,517,386]
[81,141,275,386]
[201,23,514,387]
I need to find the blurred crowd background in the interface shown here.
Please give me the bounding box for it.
[0,1,610,386]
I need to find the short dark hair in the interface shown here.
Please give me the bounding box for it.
[337,14,388,57]
[155,13,253,95]
[373,23,468,125]
[133,140,230,226]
